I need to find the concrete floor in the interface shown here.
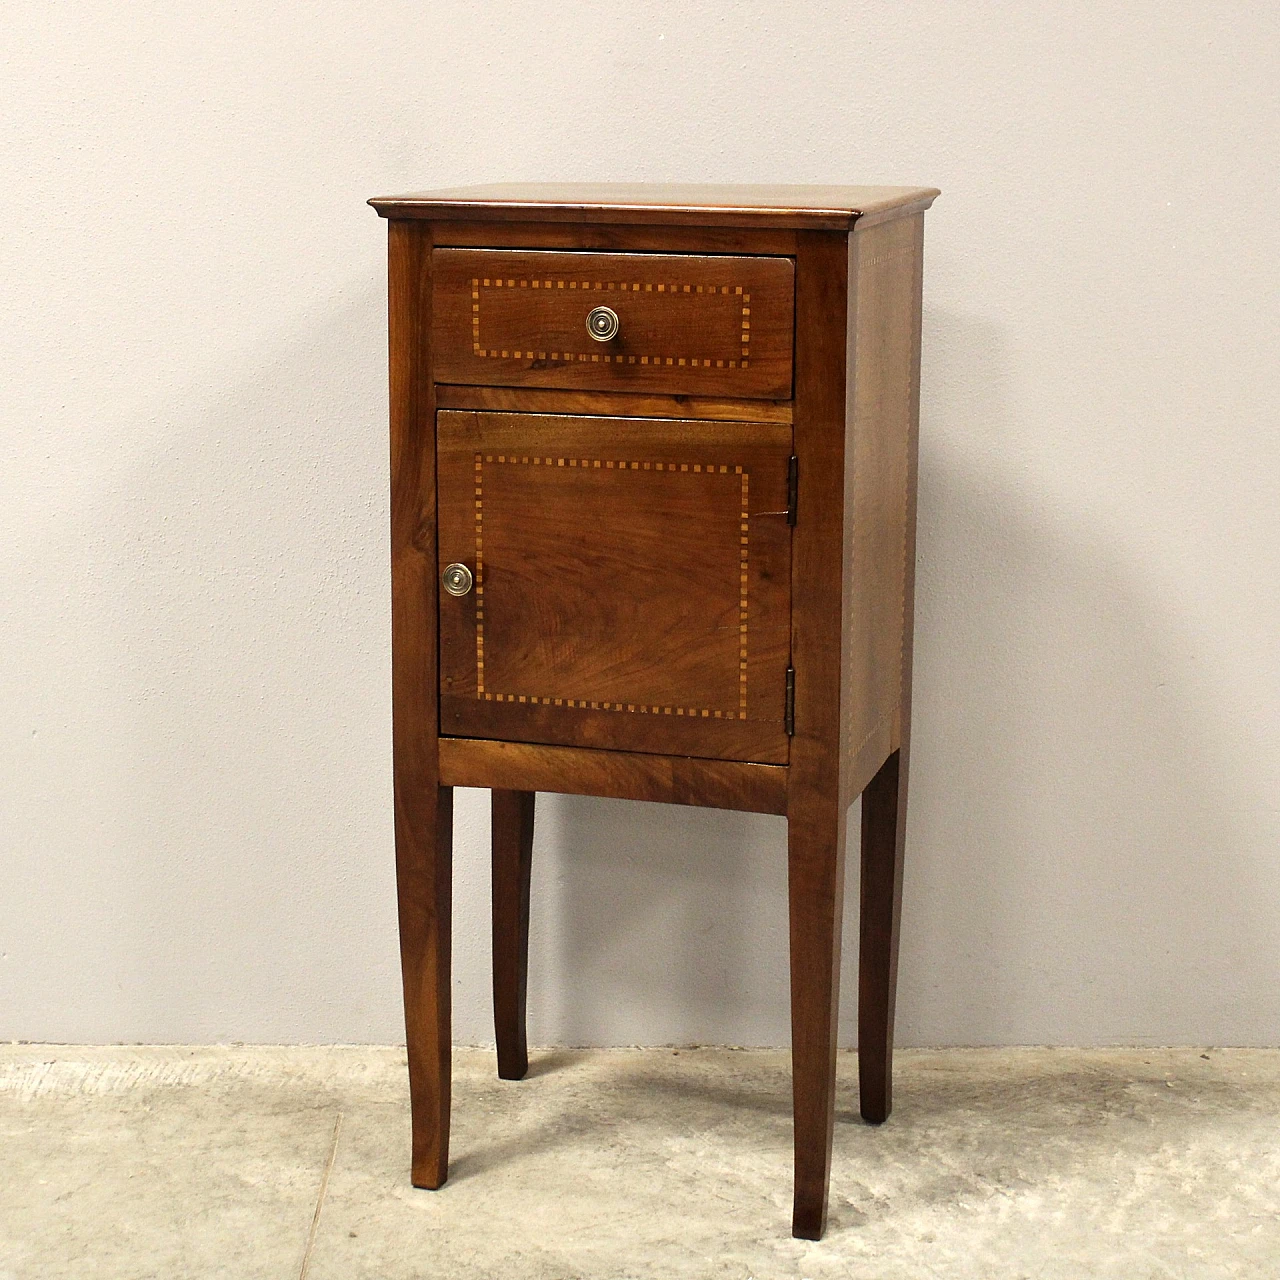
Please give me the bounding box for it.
[0,1047,1277,1279]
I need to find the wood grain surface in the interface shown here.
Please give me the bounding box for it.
[370,182,940,230]
[841,213,923,800]
[386,219,453,1191]
[433,249,794,399]
[436,383,792,425]
[436,410,793,764]
[375,181,935,1242]
[848,212,924,1129]
[432,220,800,256]
[784,231,854,1241]
[491,789,535,1081]
[439,737,788,816]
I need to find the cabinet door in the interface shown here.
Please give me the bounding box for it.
[437,411,792,764]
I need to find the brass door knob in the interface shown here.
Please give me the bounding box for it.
[442,563,474,597]
[585,305,619,342]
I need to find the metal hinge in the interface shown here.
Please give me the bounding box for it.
[784,665,795,736]
[786,455,798,526]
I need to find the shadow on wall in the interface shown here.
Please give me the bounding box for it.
[530,794,790,1048]
[80,282,406,1042]
[897,305,1276,1047]
[523,304,1278,1049]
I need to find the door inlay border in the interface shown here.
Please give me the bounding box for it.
[473,452,751,720]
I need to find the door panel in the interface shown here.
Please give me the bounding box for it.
[437,411,792,764]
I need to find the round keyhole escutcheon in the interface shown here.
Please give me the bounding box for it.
[442,563,473,597]
[586,305,619,342]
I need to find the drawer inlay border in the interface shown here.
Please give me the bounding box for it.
[473,453,751,720]
[470,276,752,369]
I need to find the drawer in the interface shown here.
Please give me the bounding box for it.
[431,249,794,399]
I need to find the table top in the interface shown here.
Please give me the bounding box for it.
[368,182,939,230]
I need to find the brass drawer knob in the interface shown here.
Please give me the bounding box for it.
[442,563,474,597]
[585,305,619,342]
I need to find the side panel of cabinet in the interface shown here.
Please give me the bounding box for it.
[436,411,793,764]
[840,213,924,798]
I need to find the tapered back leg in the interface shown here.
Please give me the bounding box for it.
[858,748,907,1124]
[492,789,535,1081]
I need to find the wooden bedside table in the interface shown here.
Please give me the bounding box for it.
[368,182,938,1239]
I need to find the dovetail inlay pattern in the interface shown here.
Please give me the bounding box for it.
[470,277,752,369]
[473,452,751,720]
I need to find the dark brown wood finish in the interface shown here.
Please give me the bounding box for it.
[786,231,854,1241]
[433,249,794,399]
[387,219,453,1190]
[851,213,925,1124]
[370,182,940,230]
[491,789,535,1081]
[840,214,923,799]
[436,411,793,764]
[438,737,788,815]
[858,749,905,1122]
[377,183,934,1240]
[437,383,792,425]
[432,219,800,256]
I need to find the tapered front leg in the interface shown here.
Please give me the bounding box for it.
[858,748,907,1124]
[396,784,454,1189]
[491,789,535,1080]
[788,798,849,1240]
[386,217,449,1190]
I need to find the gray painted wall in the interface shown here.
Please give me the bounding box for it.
[3,1,1277,1046]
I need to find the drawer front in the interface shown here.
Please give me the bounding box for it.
[436,410,793,764]
[432,249,794,399]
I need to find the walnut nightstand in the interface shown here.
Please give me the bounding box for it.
[368,182,938,1239]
